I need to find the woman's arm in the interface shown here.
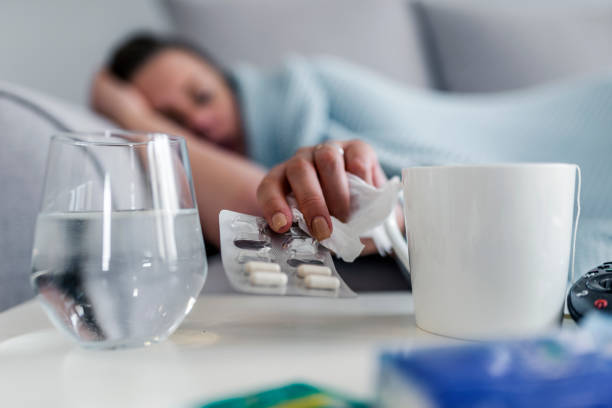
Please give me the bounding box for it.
[91,71,265,246]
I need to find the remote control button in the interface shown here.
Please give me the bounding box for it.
[594,299,608,309]
[586,270,599,278]
[586,273,612,292]
[576,290,589,297]
[603,262,612,266]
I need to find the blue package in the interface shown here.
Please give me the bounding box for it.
[377,315,612,407]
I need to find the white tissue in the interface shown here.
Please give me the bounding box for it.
[289,174,402,262]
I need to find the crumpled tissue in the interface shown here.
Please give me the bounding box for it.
[288,174,402,262]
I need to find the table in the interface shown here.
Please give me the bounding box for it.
[0,293,423,407]
[0,293,575,407]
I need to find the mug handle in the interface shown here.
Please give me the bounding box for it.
[384,192,411,280]
[569,164,582,283]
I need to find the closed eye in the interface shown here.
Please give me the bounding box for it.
[192,89,212,106]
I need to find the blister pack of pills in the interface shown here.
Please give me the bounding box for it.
[219,209,356,297]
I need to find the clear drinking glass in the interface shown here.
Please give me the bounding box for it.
[30,131,207,348]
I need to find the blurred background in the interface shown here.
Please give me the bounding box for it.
[2,0,612,105]
[2,0,612,311]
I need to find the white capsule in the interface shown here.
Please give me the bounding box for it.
[304,275,340,290]
[249,271,288,287]
[244,261,281,274]
[296,264,332,278]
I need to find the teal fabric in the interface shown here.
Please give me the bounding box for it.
[232,56,612,275]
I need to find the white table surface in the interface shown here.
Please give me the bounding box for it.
[0,292,433,407]
[0,292,575,408]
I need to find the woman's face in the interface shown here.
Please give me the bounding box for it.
[132,48,241,148]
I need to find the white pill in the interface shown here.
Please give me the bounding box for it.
[297,264,332,278]
[249,271,288,286]
[304,275,340,290]
[245,261,280,274]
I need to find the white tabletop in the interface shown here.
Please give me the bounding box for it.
[0,292,576,407]
[0,292,443,408]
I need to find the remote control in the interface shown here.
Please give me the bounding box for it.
[567,261,612,322]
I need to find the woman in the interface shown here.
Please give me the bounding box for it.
[92,34,612,270]
[91,34,388,248]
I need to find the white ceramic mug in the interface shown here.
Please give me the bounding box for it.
[402,164,578,340]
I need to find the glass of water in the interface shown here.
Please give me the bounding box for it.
[30,131,207,348]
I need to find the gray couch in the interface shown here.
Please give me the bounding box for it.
[2,0,612,311]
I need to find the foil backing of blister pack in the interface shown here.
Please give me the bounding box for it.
[219,209,356,297]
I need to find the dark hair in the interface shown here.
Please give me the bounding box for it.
[108,32,224,81]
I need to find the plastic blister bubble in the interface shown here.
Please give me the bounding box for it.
[289,224,310,238]
[286,254,326,268]
[233,232,271,250]
[282,236,318,255]
[237,250,273,264]
[231,216,260,233]
[219,209,356,297]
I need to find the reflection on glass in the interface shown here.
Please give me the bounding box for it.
[30,131,207,348]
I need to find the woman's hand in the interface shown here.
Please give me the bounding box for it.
[256,139,387,241]
[90,70,152,125]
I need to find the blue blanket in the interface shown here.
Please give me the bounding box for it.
[231,56,612,274]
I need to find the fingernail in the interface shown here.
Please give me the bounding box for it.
[271,212,287,231]
[311,216,331,241]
